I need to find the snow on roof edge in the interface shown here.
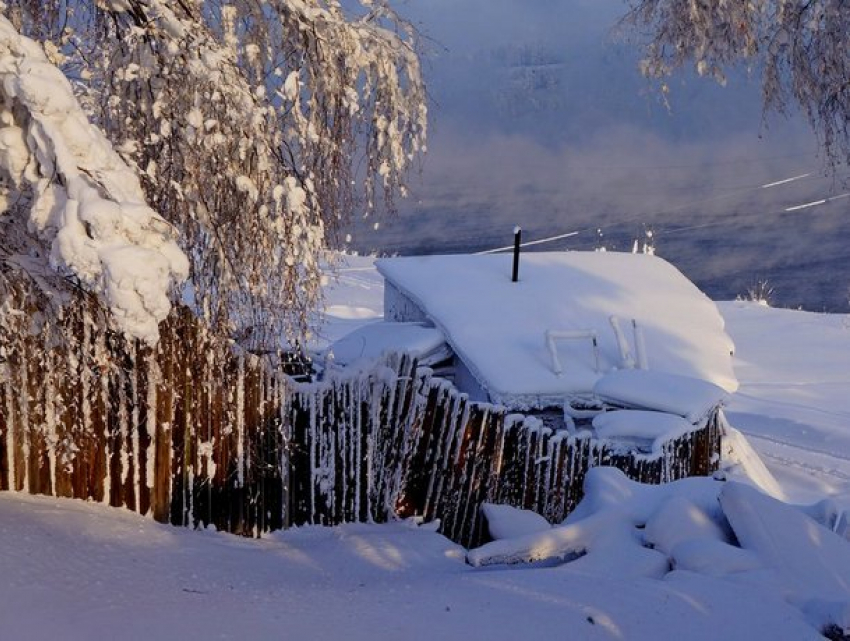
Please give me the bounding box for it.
[377,260,498,402]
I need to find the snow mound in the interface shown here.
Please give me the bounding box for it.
[468,466,850,638]
[480,503,551,541]
[0,16,188,342]
[720,422,786,499]
[592,409,693,453]
[469,468,727,570]
[720,482,850,632]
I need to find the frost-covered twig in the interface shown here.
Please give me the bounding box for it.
[623,0,850,168]
[6,0,428,350]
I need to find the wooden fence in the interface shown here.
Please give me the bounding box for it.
[0,303,721,547]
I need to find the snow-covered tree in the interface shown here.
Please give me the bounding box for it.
[623,0,850,166]
[2,0,426,349]
[0,13,188,344]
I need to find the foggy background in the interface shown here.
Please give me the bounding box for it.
[344,0,850,310]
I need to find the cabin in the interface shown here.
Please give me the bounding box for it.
[330,251,737,447]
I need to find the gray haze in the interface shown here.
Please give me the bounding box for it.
[346,1,850,310]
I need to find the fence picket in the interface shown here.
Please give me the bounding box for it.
[0,298,723,548]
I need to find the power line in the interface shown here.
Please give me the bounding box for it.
[472,169,848,253]
[762,173,811,189]
[475,231,579,255]
[784,192,850,212]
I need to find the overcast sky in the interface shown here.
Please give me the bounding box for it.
[347,1,849,309]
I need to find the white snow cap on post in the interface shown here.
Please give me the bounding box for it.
[0,16,188,343]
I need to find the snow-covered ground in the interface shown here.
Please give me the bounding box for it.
[2,254,850,640]
[719,300,850,504]
[0,488,829,641]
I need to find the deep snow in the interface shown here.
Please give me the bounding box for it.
[0,492,824,641]
[2,255,849,640]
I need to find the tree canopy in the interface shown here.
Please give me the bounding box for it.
[623,0,850,167]
[1,0,426,348]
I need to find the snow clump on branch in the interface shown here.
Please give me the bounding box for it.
[0,14,188,343]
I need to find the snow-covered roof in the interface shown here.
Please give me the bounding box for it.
[376,252,737,410]
[328,322,449,367]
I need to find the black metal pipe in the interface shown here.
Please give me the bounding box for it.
[512,226,521,282]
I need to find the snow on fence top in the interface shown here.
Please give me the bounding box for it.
[377,252,737,410]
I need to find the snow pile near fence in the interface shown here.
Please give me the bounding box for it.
[592,410,695,453]
[470,467,850,636]
[377,252,736,410]
[0,16,188,342]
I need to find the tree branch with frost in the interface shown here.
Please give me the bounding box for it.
[622,0,850,167]
[10,0,427,351]
[0,14,188,343]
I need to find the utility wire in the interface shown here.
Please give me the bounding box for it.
[474,169,848,253]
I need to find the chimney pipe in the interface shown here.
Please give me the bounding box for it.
[512,226,522,282]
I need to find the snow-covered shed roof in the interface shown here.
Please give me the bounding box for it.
[376,252,737,410]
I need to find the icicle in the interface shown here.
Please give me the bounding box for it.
[279,376,290,528]
[45,348,57,497]
[19,340,30,492]
[119,354,130,497]
[4,371,14,490]
[130,347,140,510]
[97,328,110,503]
[145,352,159,495]
[236,352,245,487]
[327,383,337,523]
[365,375,379,523]
[81,315,91,488]
[353,376,362,521]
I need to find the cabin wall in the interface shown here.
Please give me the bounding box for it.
[453,356,490,404]
[384,282,429,323]
[385,280,491,402]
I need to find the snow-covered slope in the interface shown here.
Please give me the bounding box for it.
[719,301,850,503]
